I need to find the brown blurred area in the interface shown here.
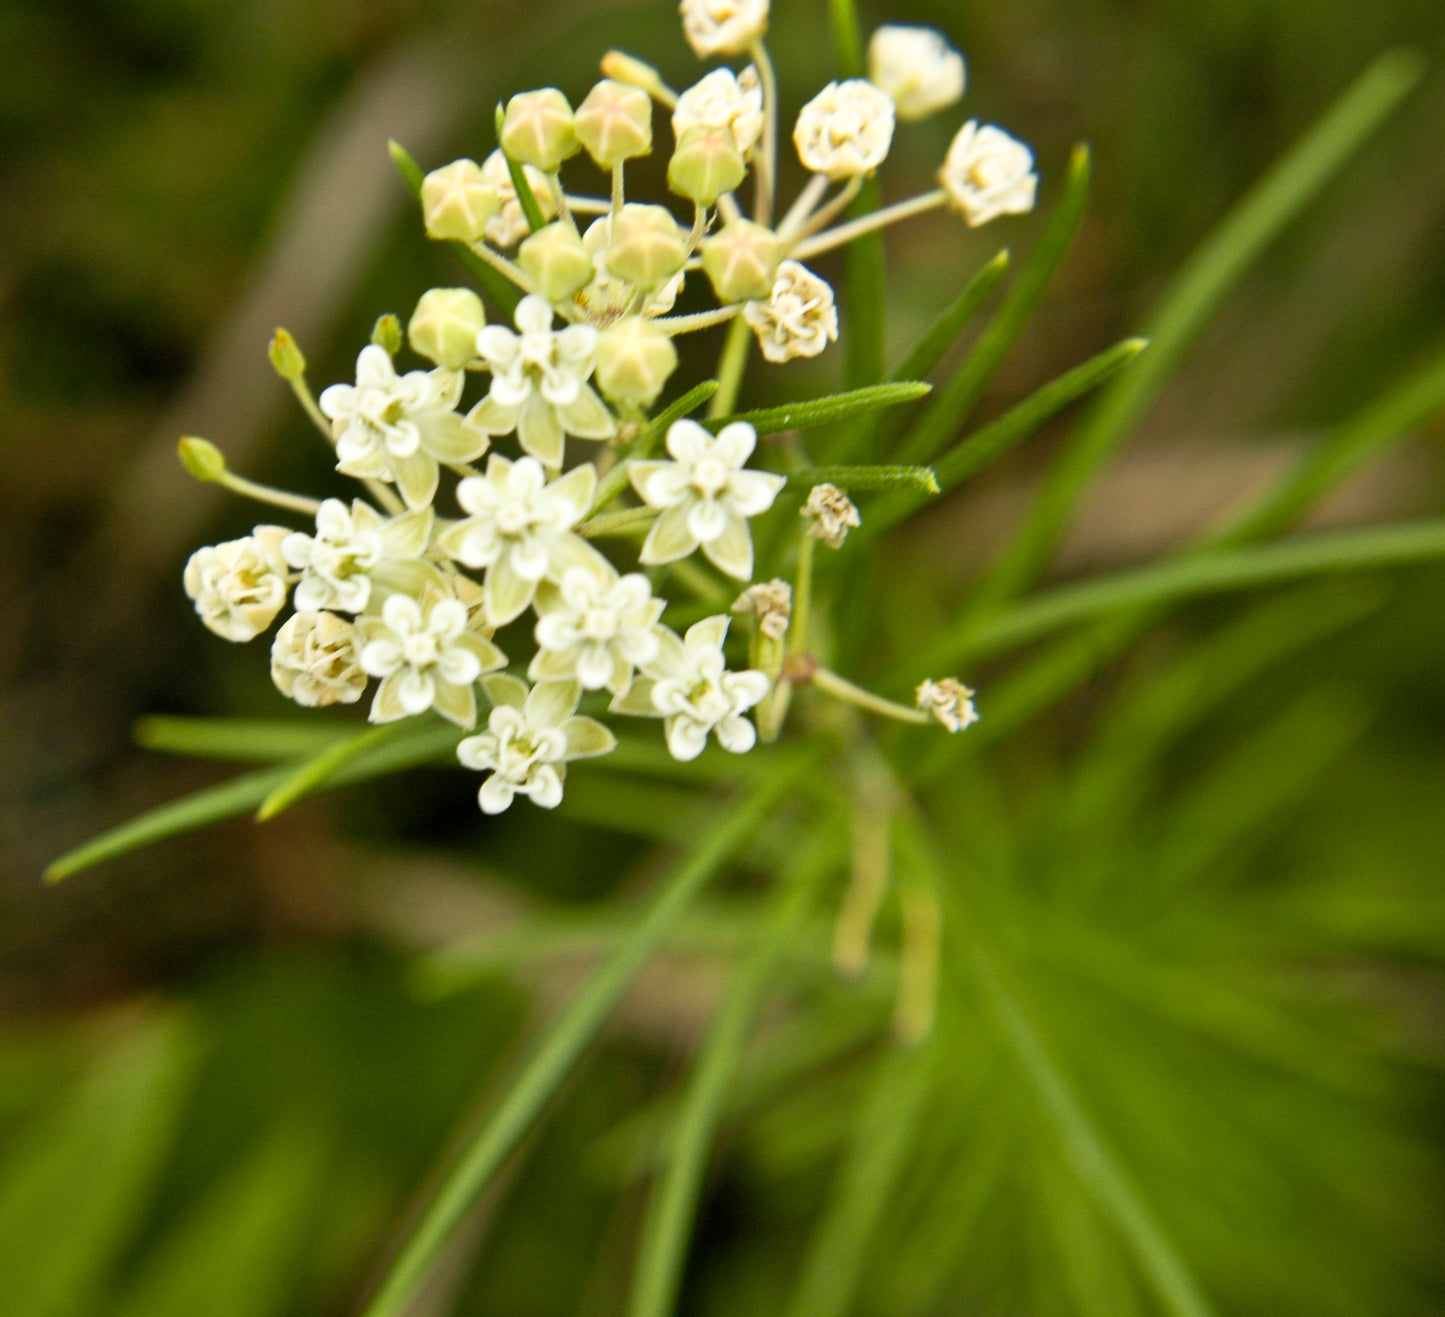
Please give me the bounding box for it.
[3,0,1443,1015]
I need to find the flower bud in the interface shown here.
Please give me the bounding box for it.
[866,25,965,122]
[595,317,679,408]
[680,0,769,58]
[575,79,654,168]
[668,124,746,205]
[268,328,306,380]
[408,287,486,370]
[178,436,226,483]
[420,158,501,242]
[371,314,403,355]
[599,51,671,102]
[500,88,580,172]
[701,219,781,303]
[939,121,1038,227]
[605,204,689,291]
[518,221,595,302]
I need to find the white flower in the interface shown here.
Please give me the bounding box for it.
[916,677,979,733]
[357,584,506,727]
[183,527,290,642]
[481,149,558,248]
[468,295,616,468]
[866,25,965,121]
[318,345,485,508]
[281,499,437,614]
[732,579,791,640]
[629,419,786,580]
[458,675,615,813]
[612,616,769,761]
[939,121,1038,226]
[270,611,367,707]
[803,483,861,548]
[793,79,896,180]
[574,217,686,323]
[436,455,604,627]
[680,0,768,58]
[672,66,765,155]
[531,564,665,695]
[744,261,838,363]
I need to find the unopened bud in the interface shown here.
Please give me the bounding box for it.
[518,221,596,303]
[599,51,672,103]
[701,218,781,303]
[668,124,746,205]
[595,317,679,408]
[268,328,306,380]
[371,314,403,355]
[575,79,654,168]
[500,88,580,172]
[178,436,226,483]
[420,158,501,243]
[606,204,688,291]
[408,288,486,369]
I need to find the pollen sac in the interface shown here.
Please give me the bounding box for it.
[575,79,654,169]
[605,204,689,291]
[701,218,781,304]
[668,124,747,205]
[519,222,596,303]
[595,317,679,408]
[408,287,486,370]
[500,88,581,172]
[421,159,501,243]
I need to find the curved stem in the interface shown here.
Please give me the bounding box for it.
[750,41,780,225]
[788,189,947,261]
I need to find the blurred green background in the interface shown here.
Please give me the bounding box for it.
[2,1,1444,1314]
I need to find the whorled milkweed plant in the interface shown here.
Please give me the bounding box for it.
[43,2,1445,1315]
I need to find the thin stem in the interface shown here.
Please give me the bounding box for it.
[288,375,334,443]
[708,315,753,418]
[789,532,817,656]
[788,189,947,261]
[750,40,779,225]
[548,173,577,234]
[653,304,744,336]
[685,202,710,255]
[777,173,830,244]
[786,176,863,247]
[214,470,321,517]
[612,162,625,220]
[810,666,931,724]
[466,240,537,296]
[717,191,743,225]
[564,194,612,215]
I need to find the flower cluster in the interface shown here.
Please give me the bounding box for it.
[183,1,1008,813]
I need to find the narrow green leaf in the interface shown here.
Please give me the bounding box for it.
[796,463,939,494]
[256,719,418,820]
[893,144,1091,466]
[827,0,865,77]
[589,379,720,515]
[134,716,353,763]
[971,50,1425,608]
[494,104,548,233]
[627,840,838,1317]
[388,140,520,316]
[360,750,822,1317]
[709,381,931,437]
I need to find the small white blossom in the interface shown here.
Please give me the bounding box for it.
[793,79,896,180]
[469,294,616,468]
[629,419,786,580]
[436,455,604,627]
[574,217,685,323]
[613,616,769,761]
[357,585,506,727]
[458,675,615,813]
[916,677,979,733]
[866,25,965,121]
[183,527,290,642]
[733,579,791,640]
[270,611,367,708]
[531,563,665,695]
[672,66,765,155]
[803,483,861,548]
[940,121,1038,227]
[744,261,838,363]
[318,345,485,508]
[680,0,768,59]
[282,499,436,614]
[480,149,558,248]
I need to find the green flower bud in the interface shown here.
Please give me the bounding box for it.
[668,124,747,205]
[606,204,688,291]
[500,88,580,173]
[575,79,654,168]
[178,436,226,482]
[268,328,306,380]
[595,317,679,408]
[420,158,501,242]
[371,314,403,355]
[408,287,486,369]
[518,222,595,303]
[701,219,781,303]
[599,51,670,102]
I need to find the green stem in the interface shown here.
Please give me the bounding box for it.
[789,532,816,656]
[811,666,930,725]
[709,316,753,419]
[750,41,779,224]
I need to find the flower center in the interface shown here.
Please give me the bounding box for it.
[582,607,619,641]
[690,456,730,497]
[404,632,439,667]
[496,500,534,536]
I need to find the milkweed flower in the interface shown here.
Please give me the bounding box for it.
[733,579,791,640]
[629,418,787,579]
[866,25,965,121]
[672,66,765,155]
[745,261,838,363]
[458,675,616,813]
[531,563,665,694]
[480,149,558,248]
[916,677,979,733]
[803,483,861,548]
[793,79,896,180]
[680,0,768,59]
[183,527,291,642]
[282,499,436,615]
[940,121,1038,226]
[270,611,367,708]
